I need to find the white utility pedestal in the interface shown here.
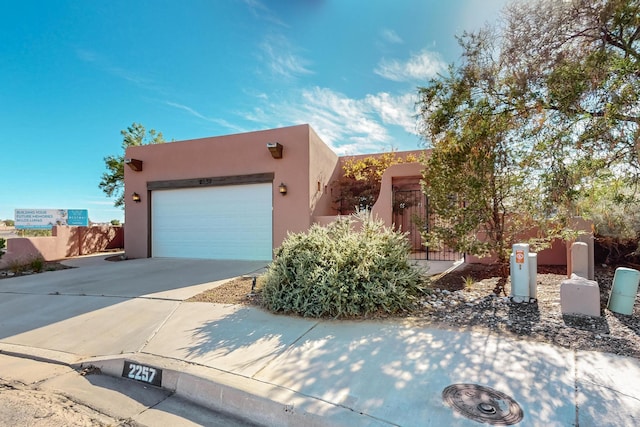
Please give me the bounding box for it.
[510,243,530,303]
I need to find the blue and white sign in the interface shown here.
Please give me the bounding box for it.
[67,209,89,226]
[15,209,89,229]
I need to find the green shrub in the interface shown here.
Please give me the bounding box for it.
[261,213,426,318]
[0,238,5,259]
[29,256,45,273]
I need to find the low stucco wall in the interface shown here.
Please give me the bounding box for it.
[465,238,568,266]
[0,226,123,267]
[314,213,570,266]
[465,219,593,267]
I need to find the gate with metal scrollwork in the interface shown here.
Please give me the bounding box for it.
[392,189,461,261]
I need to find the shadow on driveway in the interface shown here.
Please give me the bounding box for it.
[0,257,268,355]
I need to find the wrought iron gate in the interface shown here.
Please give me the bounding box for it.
[392,189,461,261]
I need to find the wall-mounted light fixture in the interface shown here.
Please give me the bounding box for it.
[278,183,288,195]
[132,192,141,203]
[267,142,283,159]
[125,158,143,171]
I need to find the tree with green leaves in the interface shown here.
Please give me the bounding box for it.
[499,0,640,219]
[416,0,640,267]
[418,28,553,268]
[99,123,166,208]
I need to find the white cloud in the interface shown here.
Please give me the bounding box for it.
[381,29,403,44]
[242,0,288,27]
[165,101,248,133]
[301,87,389,154]
[375,50,445,82]
[76,48,154,88]
[165,101,209,121]
[259,34,313,79]
[365,92,419,134]
[242,87,420,155]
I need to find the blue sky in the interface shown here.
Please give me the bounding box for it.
[1,0,509,223]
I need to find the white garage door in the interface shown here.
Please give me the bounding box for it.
[151,183,272,260]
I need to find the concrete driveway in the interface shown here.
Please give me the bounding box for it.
[0,255,268,357]
[2,253,639,426]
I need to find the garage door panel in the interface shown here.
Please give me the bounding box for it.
[151,183,272,260]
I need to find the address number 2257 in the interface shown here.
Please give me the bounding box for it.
[122,361,162,387]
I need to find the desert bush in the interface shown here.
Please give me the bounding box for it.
[29,256,45,273]
[8,259,26,274]
[261,213,426,318]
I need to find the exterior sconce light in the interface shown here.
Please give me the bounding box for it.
[125,158,143,171]
[132,192,141,203]
[267,142,283,159]
[278,183,288,195]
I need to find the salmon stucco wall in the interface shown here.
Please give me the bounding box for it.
[0,226,123,267]
[124,124,337,259]
[308,126,339,217]
[465,238,568,266]
[371,162,425,226]
[314,151,428,225]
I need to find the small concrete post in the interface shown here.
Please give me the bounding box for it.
[577,233,595,280]
[528,253,538,300]
[566,217,595,280]
[561,276,601,317]
[571,242,589,279]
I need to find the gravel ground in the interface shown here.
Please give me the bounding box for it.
[190,264,640,359]
[419,264,640,359]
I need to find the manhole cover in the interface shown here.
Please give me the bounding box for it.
[442,384,523,425]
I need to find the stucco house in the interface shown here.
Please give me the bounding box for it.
[124,124,427,261]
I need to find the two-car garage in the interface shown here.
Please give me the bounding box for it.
[150,182,273,261]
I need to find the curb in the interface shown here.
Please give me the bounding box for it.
[0,344,386,427]
[0,342,81,366]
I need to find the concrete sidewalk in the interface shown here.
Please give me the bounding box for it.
[0,255,639,426]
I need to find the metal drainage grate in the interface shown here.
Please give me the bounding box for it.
[442,384,523,425]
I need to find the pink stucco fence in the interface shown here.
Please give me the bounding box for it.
[0,226,123,268]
